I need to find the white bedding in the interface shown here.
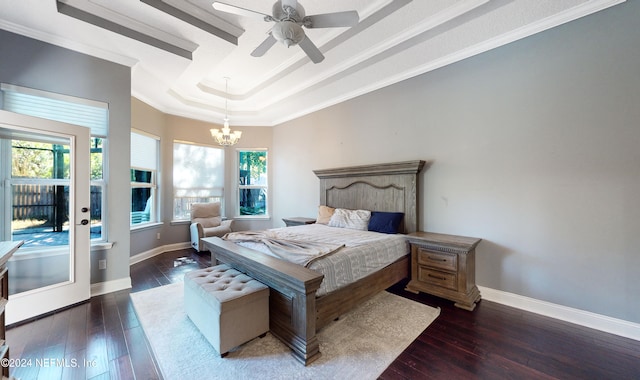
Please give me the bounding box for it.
[234,224,409,296]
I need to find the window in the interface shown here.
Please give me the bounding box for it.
[131,131,158,226]
[90,137,105,240]
[172,141,224,220]
[1,84,108,244]
[237,149,268,217]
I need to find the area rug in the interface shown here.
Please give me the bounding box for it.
[130,282,440,380]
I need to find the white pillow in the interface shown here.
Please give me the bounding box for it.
[328,208,371,230]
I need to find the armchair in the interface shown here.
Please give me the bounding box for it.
[189,202,233,252]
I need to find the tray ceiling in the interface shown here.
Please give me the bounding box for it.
[0,0,625,126]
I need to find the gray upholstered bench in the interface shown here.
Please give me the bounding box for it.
[184,264,269,357]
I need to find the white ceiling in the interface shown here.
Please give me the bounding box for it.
[0,0,625,126]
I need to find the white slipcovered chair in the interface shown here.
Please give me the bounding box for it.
[189,202,233,252]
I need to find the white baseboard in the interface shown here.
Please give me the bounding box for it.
[90,242,192,297]
[479,286,640,342]
[91,277,132,297]
[129,242,192,265]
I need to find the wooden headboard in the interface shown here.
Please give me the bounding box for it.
[313,160,426,233]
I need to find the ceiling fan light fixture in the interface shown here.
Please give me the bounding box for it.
[272,21,305,47]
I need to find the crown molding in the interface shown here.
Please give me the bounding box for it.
[0,20,139,67]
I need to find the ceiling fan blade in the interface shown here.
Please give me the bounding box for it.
[212,2,270,20]
[298,36,324,64]
[251,34,277,57]
[304,11,359,28]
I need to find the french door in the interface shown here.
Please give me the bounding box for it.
[0,110,90,324]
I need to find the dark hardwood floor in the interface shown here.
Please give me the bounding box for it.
[7,248,640,379]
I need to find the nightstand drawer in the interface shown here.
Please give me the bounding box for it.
[418,267,457,290]
[417,248,457,272]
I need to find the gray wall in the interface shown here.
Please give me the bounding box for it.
[272,1,640,323]
[0,30,132,286]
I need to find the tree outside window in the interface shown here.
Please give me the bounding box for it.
[238,150,268,216]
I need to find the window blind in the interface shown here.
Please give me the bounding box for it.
[131,131,158,171]
[1,83,109,137]
[173,142,224,197]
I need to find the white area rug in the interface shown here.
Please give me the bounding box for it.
[130,282,440,380]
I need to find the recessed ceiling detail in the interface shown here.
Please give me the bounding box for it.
[56,0,199,59]
[139,0,241,45]
[1,0,627,126]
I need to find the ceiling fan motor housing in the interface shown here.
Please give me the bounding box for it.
[272,1,305,20]
[272,21,305,47]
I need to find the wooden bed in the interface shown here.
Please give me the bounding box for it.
[202,160,426,365]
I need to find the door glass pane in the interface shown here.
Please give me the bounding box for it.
[8,137,72,295]
[11,184,70,247]
[12,140,70,179]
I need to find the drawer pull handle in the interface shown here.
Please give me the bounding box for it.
[428,274,447,281]
[428,256,447,262]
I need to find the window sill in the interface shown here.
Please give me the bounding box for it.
[91,242,114,251]
[130,222,163,232]
[171,217,231,226]
[233,215,271,221]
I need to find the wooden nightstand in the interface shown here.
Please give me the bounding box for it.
[405,231,482,311]
[282,217,316,227]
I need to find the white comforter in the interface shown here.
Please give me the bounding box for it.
[233,224,409,296]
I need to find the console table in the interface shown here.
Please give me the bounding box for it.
[404,232,481,311]
[0,240,22,379]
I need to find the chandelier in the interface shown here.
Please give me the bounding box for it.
[210,77,242,146]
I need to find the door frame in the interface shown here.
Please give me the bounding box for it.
[0,110,91,324]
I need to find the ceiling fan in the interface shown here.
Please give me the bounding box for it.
[212,0,359,63]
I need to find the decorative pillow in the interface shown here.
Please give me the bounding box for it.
[328,208,371,230]
[368,211,404,234]
[316,205,335,225]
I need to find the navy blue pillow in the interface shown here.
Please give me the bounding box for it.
[368,211,404,234]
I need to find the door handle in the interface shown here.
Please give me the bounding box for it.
[81,219,89,225]
[82,207,90,213]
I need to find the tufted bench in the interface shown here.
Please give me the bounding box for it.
[184,264,269,357]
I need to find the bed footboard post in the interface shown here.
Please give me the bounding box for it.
[270,283,322,364]
[202,237,324,365]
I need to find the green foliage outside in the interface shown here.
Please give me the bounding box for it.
[11,138,103,179]
[239,150,267,184]
[11,138,104,230]
[239,151,267,215]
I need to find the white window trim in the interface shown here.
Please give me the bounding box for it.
[130,129,159,227]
